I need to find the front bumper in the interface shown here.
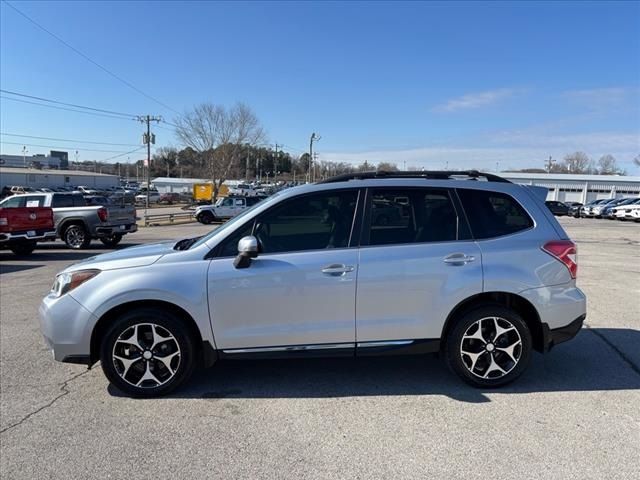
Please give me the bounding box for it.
[0,229,57,243]
[39,292,97,364]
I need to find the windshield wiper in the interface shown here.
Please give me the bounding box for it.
[173,236,202,251]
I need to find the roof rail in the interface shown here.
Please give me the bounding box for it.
[317,170,511,184]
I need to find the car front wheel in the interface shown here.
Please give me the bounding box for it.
[100,308,196,398]
[445,306,532,388]
[63,224,91,249]
[197,211,215,224]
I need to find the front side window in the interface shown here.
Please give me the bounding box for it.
[366,188,458,246]
[253,190,358,254]
[457,188,533,239]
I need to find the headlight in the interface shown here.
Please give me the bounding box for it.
[51,269,100,297]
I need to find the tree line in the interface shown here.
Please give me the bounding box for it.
[69,101,636,183]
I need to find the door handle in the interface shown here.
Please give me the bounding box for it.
[443,253,476,265]
[321,264,355,276]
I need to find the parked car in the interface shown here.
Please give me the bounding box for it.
[158,192,182,204]
[135,191,161,204]
[0,204,56,255]
[580,199,609,217]
[77,186,100,195]
[590,198,621,218]
[0,192,137,248]
[565,202,583,218]
[544,201,569,216]
[195,196,264,224]
[228,183,262,197]
[39,170,586,397]
[614,201,640,221]
[602,198,637,219]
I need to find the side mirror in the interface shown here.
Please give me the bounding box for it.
[233,236,259,269]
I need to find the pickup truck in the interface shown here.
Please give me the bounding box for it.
[0,206,56,255]
[0,193,137,249]
[195,196,264,224]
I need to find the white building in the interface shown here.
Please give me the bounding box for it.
[151,177,210,194]
[501,173,640,203]
[0,167,119,189]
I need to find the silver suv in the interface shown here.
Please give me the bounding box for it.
[39,171,586,397]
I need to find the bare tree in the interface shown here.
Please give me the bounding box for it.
[562,151,593,174]
[377,162,399,171]
[597,154,619,175]
[175,102,265,199]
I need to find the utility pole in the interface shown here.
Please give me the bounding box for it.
[138,115,162,213]
[313,153,319,182]
[545,156,555,173]
[245,150,250,181]
[274,143,281,183]
[22,146,28,168]
[309,133,320,183]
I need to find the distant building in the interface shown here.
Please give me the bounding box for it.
[502,172,640,203]
[0,150,65,169]
[50,151,69,169]
[0,166,119,189]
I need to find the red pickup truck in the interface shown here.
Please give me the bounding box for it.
[0,206,57,255]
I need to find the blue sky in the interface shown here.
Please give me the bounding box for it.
[1,0,639,172]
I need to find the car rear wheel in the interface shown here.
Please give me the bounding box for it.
[445,306,532,388]
[100,308,196,398]
[99,234,123,247]
[9,241,36,255]
[197,211,215,224]
[63,224,91,249]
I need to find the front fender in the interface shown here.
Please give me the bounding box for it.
[69,260,216,348]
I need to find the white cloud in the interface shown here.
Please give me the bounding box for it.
[563,87,638,110]
[322,131,640,172]
[431,88,520,113]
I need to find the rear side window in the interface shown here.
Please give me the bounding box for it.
[457,189,533,239]
[366,188,459,246]
[0,196,25,208]
[52,194,74,208]
[72,195,87,207]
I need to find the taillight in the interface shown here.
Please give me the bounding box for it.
[97,207,108,222]
[542,240,577,279]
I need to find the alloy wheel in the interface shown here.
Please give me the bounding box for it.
[460,316,522,379]
[112,323,181,388]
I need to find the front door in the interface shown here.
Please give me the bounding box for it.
[207,189,361,350]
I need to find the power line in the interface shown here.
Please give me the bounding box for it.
[102,147,145,162]
[1,132,140,147]
[0,89,136,117]
[1,140,140,154]
[2,0,179,115]
[0,95,137,121]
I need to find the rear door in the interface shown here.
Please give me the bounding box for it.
[355,187,483,343]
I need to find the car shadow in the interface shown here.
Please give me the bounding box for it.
[0,263,42,274]
[108,328,640,403]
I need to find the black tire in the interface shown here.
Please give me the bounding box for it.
[100,308,197,398]
[445,305,532,388]
[63,224,91,249]
[9,241,36,255]
[197,211,215,224]
[100,234,123,247]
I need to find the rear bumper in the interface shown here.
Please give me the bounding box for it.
[95,223,138,236]
[542,314,585,352]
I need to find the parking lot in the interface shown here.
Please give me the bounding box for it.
[0,218,638,479]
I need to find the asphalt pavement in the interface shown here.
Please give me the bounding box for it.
[0,219,638,479]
